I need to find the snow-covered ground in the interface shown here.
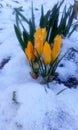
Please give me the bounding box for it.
[0,0,78,130]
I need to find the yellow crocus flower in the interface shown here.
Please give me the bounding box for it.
[52,35,62,62]
[25,41,35,61]
[34,27,46,56]
[43,41,51,65]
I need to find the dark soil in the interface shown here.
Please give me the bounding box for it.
[55,76,78,88]
[0,57,11,69]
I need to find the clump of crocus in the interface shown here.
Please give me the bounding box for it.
[24,27,62,82]
[14,4,65,84]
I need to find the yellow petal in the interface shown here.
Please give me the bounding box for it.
[43,41,51,65]
[34,27,46,56]
[34,27,46,41]
[41,28,46,41]
[25,41,35,61]
[25,48,31,61]
[34,38,43,55]
[52,35,62,62]
[34,27,42,38]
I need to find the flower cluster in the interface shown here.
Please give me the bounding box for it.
[24,27,62,81]
[14,2,70,83]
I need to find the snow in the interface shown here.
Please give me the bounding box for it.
[57,60,77,81]
[0,0,78,130]
[0,83,78,130]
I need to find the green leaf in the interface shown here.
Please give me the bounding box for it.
[14,24,25,51]
[31,2,36,31]
[29,19,35,44]
[46,1,62,43]
[23,31,30,47]
[40,5,50,28]
[25,3,36,44]
[58,0,64,8]
[40,5,44,27]
[14,8,29,24]
[68,24,78,37]
[63,7,74,36]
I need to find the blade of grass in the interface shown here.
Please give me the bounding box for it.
[56,88,67,95]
